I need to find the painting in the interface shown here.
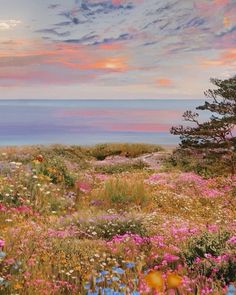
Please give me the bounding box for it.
[0,1,235,294]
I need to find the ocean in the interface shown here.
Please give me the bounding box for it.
[0,99,206,146]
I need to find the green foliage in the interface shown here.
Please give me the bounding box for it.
[79,217,146,240]
[183,231,231,266]
[88,144,121,160]
[171,76,236,174]
[194,254,236,284]
[41,145,86,163]
[95,160,148,174]
[167,148,231,177]
[37,156,75,187]
[87,143,163,160]
[0,193,20,206]
[214,256,236,284]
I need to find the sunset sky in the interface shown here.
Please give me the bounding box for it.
[0,0,235,99]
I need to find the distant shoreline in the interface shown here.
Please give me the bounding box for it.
[0,98,204,101]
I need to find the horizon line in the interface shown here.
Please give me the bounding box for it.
[0,98,205,101]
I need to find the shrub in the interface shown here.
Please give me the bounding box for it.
[95,160,148,174]
[191,254,236,284]
[88,144,121,160]
[78,216,146,240]
[167,148,232,177]
[36,156,75,187]
[87,143,163,160]
[183,230,231,266]
[214,255,236,284]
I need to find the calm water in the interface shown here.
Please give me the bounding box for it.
[0,99,206,146]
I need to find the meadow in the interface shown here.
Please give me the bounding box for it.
[0,143,235,295]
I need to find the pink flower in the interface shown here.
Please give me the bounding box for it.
[15,205,32,213]
[0,204,7,212]
[0,239,5,247]
[194,257,201,263]
[203,188,222,197]
[75,181,91,193]
[206,224,218,232]
[163,253,179,262]
[204,253,212,259]
[5,258,15,265]
[228,236,236,244]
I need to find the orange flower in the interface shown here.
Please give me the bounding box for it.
[166,273,182,289]
[14,283,22,289]
[145,271,164,291]
[36,154,44,162]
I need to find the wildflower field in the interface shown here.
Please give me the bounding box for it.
[0,143,235,295]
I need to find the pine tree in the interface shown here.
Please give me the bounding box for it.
[170,76,236,173]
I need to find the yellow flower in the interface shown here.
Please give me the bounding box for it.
[145,271,164,291]
[166,273,182,289]
[48,167,57,174]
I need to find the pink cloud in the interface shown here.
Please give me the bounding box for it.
[194,0,229,12]
[201,48,236,67]
[0,39,132,87]
[156,78,173,87]
[0,67,96,85]
[109,123,171,132]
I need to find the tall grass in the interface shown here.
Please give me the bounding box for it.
[95,177,150,207]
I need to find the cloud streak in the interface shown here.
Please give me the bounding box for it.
[0,20,21,30]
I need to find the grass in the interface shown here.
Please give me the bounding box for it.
[0,144,235,294]
[84,143,163,160]
[94,160,148,174]
[92,176,150,208]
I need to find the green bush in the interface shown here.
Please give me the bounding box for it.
[37,156,75,187]
[78,216,146,240]
[87,143,163,160]
[192,254,236,284]
[183,231,231,266]
[88,144,121,160]
[95,160,148,174]
[166,149,231,177]
[0,192,22,206]
[214,256,236,283]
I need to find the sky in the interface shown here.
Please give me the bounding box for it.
[0,0,235,99]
